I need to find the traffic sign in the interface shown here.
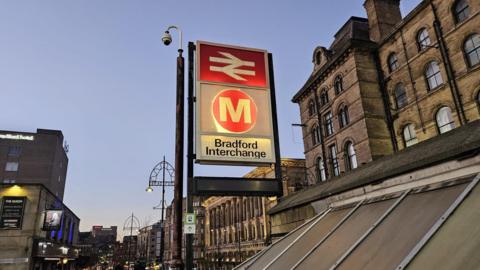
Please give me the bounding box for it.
[184,224,195,234]
[185,213,196,224]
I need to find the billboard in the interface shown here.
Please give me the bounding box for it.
[42,210,63,231]
[196,41,275,165]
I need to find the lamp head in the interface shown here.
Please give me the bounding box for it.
[162,31,172,46]
[146,186,153,193]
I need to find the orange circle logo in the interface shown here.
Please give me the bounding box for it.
[212,89,257,133]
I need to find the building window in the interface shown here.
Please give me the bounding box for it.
[311,125,321,146]
[338,105,349,128]
[329,145,340,177]
[394,83,408,109]
[403,124,418,147]
[425,61,443,90]
[315,52,322,65]
[417,28,431,51]
[453,0,470,24]
[436,106,455,134]
[5,162,19,172]
[324,112,334,136]
[308,99,317,116]
[388,53,399,72]
[464,34,480,68]
[344,141,358,171]
[7,146,21,157]
[316,157,326,182]
[320,89,329,106]
[334,76,343,95]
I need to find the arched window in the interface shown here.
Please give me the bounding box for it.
[311,125,321,146]
[388,53,399,72]
[453,0,470,24]
[464,34,480,67]
[344,141,358,171]
[417,28,431,51]
[334,76,343,95]
[320,89,329,106]
[436,106,456,134]
[425,61,443,90]
[308,99,317,116]
[394,83,408,109]
[338,105,349,128]
[329,144,340,177]
[403,124,418,147]
[315,157,326,182]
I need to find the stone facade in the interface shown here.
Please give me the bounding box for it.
[0,184,80,270]
[293,0,480,186]
[202,159,305,270]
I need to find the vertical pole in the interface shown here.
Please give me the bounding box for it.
[160,156,166,267]
[186,41,195,270]
[128,213,133,270]
[268,53,283,197]
[173,48,185,270]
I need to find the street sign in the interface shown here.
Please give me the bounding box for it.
[184,213,196,224]
[196,41,276,166]
[184,224,196,234]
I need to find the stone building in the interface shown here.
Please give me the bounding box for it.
[203,158,305,270]
[136,222,162,268]
[0,184,80,270]
[292,0,480,185]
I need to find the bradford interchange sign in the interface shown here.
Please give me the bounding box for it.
[196,41,275,165]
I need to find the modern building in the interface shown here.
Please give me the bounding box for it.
[0,128,80,270]
[292,0,480,185]
[203,158,305,270]
[0,129,69,199]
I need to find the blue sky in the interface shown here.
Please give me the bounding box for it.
[0,0,420,237]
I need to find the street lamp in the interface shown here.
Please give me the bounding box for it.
[162,24,185,270]
[145,156,174,268]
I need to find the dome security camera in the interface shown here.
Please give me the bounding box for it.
[162,31,172,46]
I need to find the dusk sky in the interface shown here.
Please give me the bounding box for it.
[0,0,420,237]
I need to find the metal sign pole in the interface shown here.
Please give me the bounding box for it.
[185,41,196,270]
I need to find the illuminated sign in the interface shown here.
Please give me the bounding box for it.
[0,134,34,141]
[42,210,63,231]
[196,41,275,165]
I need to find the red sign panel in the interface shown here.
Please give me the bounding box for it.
[212,89,257,133]
[199,43,267,88]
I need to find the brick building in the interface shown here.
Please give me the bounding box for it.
[293,0,480,185]
[0,129,69,199]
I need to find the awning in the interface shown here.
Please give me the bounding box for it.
[235,174,480,270]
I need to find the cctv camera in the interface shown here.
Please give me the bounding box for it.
[162,31,172,46]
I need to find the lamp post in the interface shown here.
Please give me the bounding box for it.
[123,213,140,270]
[146,156,175,269]
[162,25,185,270]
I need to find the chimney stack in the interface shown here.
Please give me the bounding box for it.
[364,0,402,42]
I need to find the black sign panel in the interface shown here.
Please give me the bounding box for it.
[0,196,26,229]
